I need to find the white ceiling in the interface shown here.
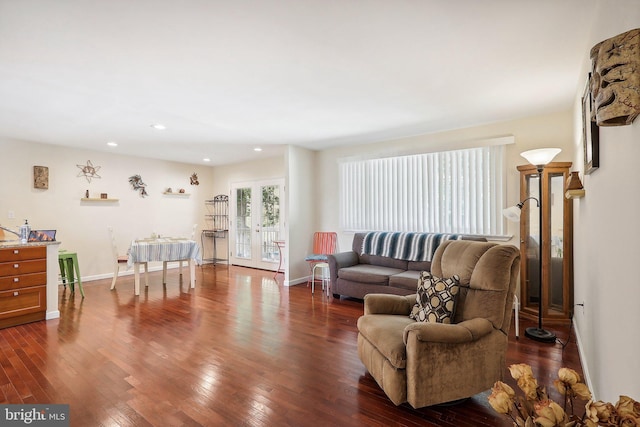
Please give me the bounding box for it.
[0,0,598,166]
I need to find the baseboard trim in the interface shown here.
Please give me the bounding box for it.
[572,321,595,399]
[68,262,195,284]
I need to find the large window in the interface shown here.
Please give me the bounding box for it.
[339,144,507,236]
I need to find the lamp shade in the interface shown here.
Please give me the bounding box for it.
[503,197,539,222]
[503,205,522,222]
[521,148,561,166]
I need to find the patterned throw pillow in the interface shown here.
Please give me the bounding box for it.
[409,271,461,323]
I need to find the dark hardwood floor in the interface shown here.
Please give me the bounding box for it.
[0,265,583,426]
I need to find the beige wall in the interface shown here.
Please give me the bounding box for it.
[211,156,285,196]
[1,138,214,280]
[285,145,316,286]
[210,155,286,277]
[0,137,289,284]
[316,110,575,251]
[571,2,640,402]
[209,149,314,287]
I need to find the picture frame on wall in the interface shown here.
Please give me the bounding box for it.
[582,73,599,174]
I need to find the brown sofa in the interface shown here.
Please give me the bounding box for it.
[327,232,485,299]
[357,240,520,408]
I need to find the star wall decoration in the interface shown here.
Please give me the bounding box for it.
[77,160,102,183]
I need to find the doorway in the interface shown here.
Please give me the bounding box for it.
[230,179,285,271]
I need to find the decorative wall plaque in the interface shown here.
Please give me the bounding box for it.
[33,166,49,189]
[590,28,640,126]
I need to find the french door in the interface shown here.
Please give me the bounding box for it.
[230,179,285,270]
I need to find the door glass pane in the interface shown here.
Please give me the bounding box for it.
[235,187,252,259]
[525,174,540,308]
[260,185,281,261]
[549,173,564,312]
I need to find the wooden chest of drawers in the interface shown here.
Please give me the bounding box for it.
[0,246,47,329]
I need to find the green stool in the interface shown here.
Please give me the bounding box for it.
[58,251,85,298]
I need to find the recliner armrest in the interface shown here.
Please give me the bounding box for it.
[403,318,494,344]
[364,293,415,315]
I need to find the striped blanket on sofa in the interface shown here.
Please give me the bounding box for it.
[360,232,462,262]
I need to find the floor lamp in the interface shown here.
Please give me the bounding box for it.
[503,148,561,344]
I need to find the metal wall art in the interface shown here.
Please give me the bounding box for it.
[77,160,102,183]
[129,174,148,197]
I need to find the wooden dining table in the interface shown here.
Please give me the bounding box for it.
[127,238,202,295]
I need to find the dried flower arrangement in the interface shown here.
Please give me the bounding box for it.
[489,364,639,426]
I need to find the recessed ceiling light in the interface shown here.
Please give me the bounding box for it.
[254,147,262,152]
[203,158,211,162]
[107,141,118,147]
[150,123,166,130]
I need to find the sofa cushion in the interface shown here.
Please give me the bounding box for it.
[338,265,405,286]
[407,260,432,271]
[388,270,421,291]
[357,314,415,369]
[409,272,460,323]
[363,254,409,270]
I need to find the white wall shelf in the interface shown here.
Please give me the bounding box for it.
[163,192,190,197]
[80,198,119,202]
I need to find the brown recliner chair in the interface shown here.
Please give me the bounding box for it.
[356,240,520,408]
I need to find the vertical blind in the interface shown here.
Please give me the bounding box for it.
[339,145,506,236]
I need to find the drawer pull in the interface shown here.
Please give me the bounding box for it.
[14,278,19,282]
[13,250,19,254]
[13,264,19,269]
[14,291,19,296]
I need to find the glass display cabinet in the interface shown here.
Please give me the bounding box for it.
[517,162,574,323]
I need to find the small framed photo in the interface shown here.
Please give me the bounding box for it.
[582,74,599,174]
[28,230,56,242]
